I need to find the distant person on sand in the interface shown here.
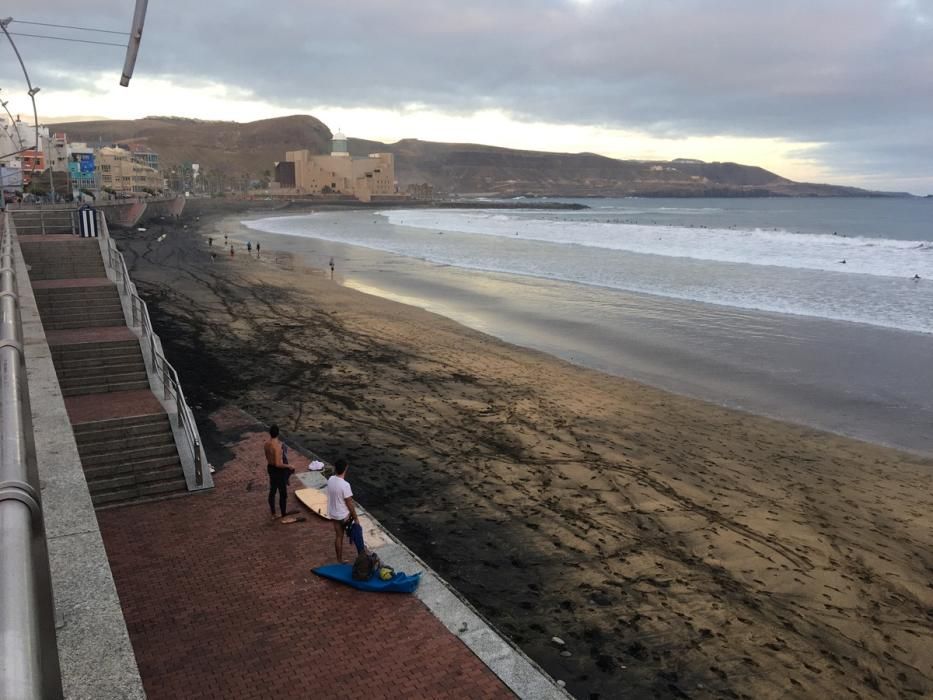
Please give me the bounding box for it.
[329,257,335,279]
[230,244,235,257]
[256,242,260,257]
[264,425,293,519]
[208,236,213,247]
[327,459,364,562]
[247,241,252,254]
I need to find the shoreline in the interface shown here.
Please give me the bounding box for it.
[234,209,933,457]
[119,204,933,699]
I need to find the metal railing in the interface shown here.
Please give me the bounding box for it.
[6,207,78,235]
[0,212,64,699]
[97,214,205,486]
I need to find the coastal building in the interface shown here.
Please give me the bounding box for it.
[96,146,163,194]
[48,132,70,173]
[118,142,160,171]
[67,142,96,193]
[19,149,46,186]
[276,132,396,202]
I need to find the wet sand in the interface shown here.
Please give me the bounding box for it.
[117,207,933,700]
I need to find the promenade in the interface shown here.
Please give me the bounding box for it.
[96,406,522,699]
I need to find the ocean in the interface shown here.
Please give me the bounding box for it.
[242,197,933,454]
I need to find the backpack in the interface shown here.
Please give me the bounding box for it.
[351,551,380,581]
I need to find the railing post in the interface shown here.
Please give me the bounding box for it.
[194,440,203,486]
[175,390,184,428]
[162,358,171,400]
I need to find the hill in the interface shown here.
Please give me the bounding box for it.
[52,115,895,197]
[49,115,332,184]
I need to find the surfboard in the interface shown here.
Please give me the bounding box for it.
[295,487,329,519]
[312,564,421,594]
[295,488,389,548]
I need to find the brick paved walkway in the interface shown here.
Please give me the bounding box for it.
[96,407,514,700]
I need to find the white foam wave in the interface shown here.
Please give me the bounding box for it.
[382,209,933,279]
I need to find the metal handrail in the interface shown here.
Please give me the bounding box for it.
[98,218,204,485]
[0,212,63,699]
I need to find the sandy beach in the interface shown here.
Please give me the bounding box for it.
[115,204,933,699]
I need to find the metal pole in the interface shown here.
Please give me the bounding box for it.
[120,1,149,87]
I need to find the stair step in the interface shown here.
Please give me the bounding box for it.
[37,298,123,317]
[84,455,180,481]
[87,463,183,492]
[44,317,127,330]
[61,379,151,396]
[52,342,140,359]
[57,360,145,379]
[43,311,126,323]
[89,477,188,507]
[37,295,122,306]
[80,443,177,469]
[73,413,168,434]
[74,419,172,446]
[35,287,118,297]
[56,353,143,370]
[78,431,175,458]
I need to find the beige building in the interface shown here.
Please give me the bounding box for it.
[97,146,163,194]
[279,133,395,202]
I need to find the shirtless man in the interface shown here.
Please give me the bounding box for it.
[263,425,291,519]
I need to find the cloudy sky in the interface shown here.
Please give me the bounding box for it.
[1,1,931,192]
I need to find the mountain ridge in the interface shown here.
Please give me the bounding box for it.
[49,115,905,198]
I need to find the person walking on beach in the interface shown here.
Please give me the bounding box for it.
[327,459,364,562]
[256,242,260,257]
[264,425,293,519]
[247,241,252,255]
[230,244,235,257]
[208,236,213,247]
[329,257,335,279]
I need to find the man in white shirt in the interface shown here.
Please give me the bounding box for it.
[326,458,364,562]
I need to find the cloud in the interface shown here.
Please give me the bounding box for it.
[1,0,931,191]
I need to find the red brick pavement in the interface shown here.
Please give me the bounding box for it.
[96,406,514,700]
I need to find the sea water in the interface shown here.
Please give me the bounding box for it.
[243,198,933,453]
[249,198,933,334]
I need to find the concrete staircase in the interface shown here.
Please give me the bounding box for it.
[51,339,150,397]
[74,414,187,507]
[20,234,190,508]
[34,285,127,331]
[20,237,107,280]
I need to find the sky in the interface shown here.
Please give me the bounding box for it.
[1,1,931,193]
